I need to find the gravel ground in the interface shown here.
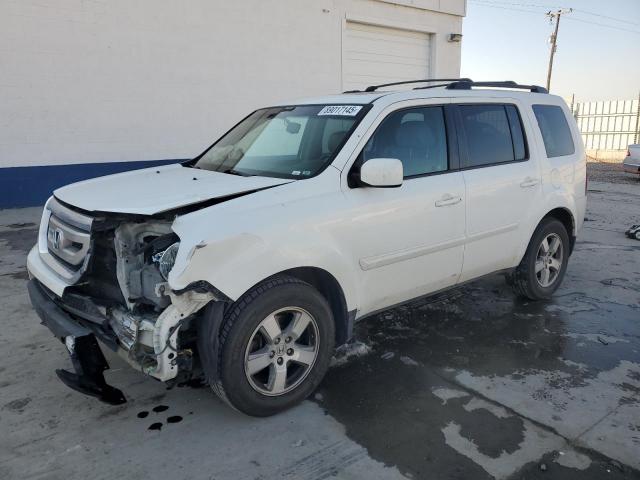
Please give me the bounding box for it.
[588,161,640,186]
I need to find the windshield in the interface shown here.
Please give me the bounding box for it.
[191,104,369,179]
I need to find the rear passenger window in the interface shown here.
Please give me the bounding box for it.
[533,105,575,157]
[362,106,448,177]
[459,104,527,168]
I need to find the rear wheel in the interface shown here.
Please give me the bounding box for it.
[511,218,570,300]
[201,275,335,416]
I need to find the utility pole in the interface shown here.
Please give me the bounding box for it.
[546,8,572,92]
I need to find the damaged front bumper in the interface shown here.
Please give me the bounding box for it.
[26,201,222,404]
[27,278,216,405]
[27,279,126,405]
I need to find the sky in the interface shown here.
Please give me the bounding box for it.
[461,0,640,101]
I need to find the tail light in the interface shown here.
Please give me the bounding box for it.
[627,149,631,157]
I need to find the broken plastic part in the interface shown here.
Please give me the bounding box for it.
[171,280,231,303]
[56,335,126,405]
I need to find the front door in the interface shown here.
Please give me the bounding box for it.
[340,103,466,316]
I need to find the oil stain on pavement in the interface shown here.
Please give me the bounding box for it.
[139,405,185,431]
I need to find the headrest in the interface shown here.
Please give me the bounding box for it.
[328,131,348,152]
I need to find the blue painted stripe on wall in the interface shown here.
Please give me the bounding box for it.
[0,159,184,209]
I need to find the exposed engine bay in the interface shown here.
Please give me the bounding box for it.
[99,220,215,382]
[41,199,218,386]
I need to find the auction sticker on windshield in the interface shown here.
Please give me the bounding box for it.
[318,105,362,116]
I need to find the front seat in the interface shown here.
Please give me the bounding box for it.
[389,121,429,177]
[327,130,349,154]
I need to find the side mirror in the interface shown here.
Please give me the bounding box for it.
[359,158,403,188]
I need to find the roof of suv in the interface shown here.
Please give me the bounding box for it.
[283,80,562,108]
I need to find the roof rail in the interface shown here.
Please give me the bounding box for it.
[346,78,473,93]
[446,80,548,93]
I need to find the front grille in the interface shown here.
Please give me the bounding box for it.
[40,198,94,283]
[47,214,90,271]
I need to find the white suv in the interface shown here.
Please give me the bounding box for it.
[27,80,587,416]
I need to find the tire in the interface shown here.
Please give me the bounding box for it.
[511,218,570,300]
[200,275,335,417]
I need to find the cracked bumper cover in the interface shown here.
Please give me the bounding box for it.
[27,279,126,405]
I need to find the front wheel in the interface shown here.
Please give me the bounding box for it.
[200,275,335,416]
[511,218,570,300]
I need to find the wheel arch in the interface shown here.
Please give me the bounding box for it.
[274,267,353,347]
[516,205,577,266]
[195,266,354,362]
[542,207,576,253]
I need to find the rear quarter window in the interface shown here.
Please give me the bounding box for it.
[532,105,575,158]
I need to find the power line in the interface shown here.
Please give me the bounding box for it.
[469,0,561,8]
[564,16,640,35]
[469,0,640,33]
[468,0,640,91]
[469,0,640,27]
[573,8,640,27]
[468,1,553,15]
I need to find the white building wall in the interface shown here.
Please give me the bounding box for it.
[0,0,464,171]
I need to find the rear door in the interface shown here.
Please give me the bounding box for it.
[455,100,543,282]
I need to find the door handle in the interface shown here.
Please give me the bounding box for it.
[520,177,540,188]
[435,194,462,207]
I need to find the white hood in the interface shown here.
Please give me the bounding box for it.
[53,164,292,215]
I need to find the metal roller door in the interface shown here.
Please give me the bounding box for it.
[342,21,432,91]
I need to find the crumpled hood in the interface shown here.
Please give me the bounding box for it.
[53,163,293,215]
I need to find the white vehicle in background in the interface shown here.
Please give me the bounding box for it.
[623,144,640,176]
[626,225,640,240]
[27,79,587,416]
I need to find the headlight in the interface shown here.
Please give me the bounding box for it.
[153,242,180,280]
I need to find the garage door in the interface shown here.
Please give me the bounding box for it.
[342,22,432,92]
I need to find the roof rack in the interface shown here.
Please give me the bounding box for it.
[344,78,473,93]
[343,79,548,94]
[446,80,548,93]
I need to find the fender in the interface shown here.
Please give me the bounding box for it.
[167,168,361,311]
[515,192,577,263]
[171,233,360,311]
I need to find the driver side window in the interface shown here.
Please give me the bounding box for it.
[362,106,448,178]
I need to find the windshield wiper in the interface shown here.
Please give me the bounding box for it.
[223,168,253,177]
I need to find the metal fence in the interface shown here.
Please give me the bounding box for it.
[569,96,640,153]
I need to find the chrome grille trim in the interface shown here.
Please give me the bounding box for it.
[39,198,94,283]
[49,198,93,231]
[47,215,91,268]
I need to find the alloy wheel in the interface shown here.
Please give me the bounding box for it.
[244,307,319,396]
[535,233,564,288]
